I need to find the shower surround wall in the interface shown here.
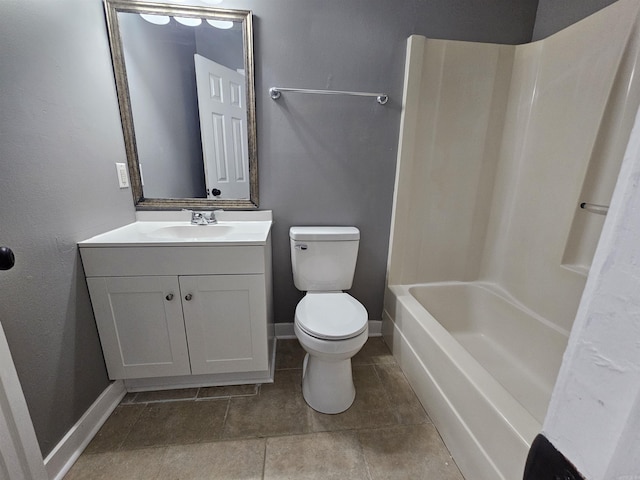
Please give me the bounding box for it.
[384,1,640,479]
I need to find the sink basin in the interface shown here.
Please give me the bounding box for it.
[150,225,233,240]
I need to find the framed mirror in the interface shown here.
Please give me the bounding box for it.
[104,0,258,209]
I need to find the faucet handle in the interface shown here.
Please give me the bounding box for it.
[202,211,218,224]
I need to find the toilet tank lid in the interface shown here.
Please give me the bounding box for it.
[289,226,360,241]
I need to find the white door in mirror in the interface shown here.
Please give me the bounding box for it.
[194,54,249,200]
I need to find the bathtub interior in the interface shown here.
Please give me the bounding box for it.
[408,281,567,424]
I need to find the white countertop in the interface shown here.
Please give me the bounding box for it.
[79,211,272,247]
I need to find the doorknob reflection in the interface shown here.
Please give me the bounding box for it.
[0,246,15,270]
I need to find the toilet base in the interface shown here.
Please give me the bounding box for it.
[301,353,356,414]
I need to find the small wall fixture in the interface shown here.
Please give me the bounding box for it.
[580,202,609,215]
[269,87,389,105]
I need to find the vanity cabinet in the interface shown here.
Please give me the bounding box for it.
[86,274,267,379]
[79,232,273,385]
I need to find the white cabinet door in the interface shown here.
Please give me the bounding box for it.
[86,276,191,379]
[180,275,267,375]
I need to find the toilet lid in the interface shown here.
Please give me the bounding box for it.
[295,293,368,340]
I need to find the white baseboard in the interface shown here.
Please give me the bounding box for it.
[44,380,126,480]
[368,320,382,336]
[275,320,382,339]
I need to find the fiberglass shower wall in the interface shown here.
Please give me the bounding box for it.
[388,0,640,333]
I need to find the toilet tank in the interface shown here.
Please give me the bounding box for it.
[290,226,360,291]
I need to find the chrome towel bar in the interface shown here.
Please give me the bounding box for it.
[269,87,388,105]
[580,202,609,215]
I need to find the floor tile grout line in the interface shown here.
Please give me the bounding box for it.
[115,402,147,453]
[124,391,260,404]
[370,363,404,427]
[195,393,258,401]
[355,429,375,480]
[221,396,232,438]
[374,361,432,426]
[261,437,268,480]
[87,424,432,457]
[105,419,429,454]
[129,396,198,405]
[223,425,395,443]
[151,445,171,480]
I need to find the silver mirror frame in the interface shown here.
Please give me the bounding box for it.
[104,0,258,209]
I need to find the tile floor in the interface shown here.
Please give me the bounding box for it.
[65,338,464,479]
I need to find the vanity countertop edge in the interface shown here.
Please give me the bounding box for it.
[78,210,273,248]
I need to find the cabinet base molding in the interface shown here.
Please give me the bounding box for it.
[124,338,276,392]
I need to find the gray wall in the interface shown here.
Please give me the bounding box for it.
[243,0,539,326]
[532,0,619,40]
[0,0,136,455]
[195,24,245,72]
[121,14,206,199]
[0,0,542,456]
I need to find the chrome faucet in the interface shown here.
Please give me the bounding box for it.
[190,211,217,225]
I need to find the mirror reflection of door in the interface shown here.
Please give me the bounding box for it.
[194,54,249,200]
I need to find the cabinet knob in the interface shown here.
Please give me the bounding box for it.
[165,293,174,301]
[184,293,193,301]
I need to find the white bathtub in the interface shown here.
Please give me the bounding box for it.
[382,281,569,480]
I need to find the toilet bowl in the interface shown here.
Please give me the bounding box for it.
[294,292,368,414]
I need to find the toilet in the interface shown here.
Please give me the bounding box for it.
[289,226,368,414]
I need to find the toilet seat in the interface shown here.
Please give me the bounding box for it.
[295,292,368,340]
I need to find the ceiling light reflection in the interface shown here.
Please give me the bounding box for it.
[174,16,202,27]
[206,19,234,29]
[140,14,170,25]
